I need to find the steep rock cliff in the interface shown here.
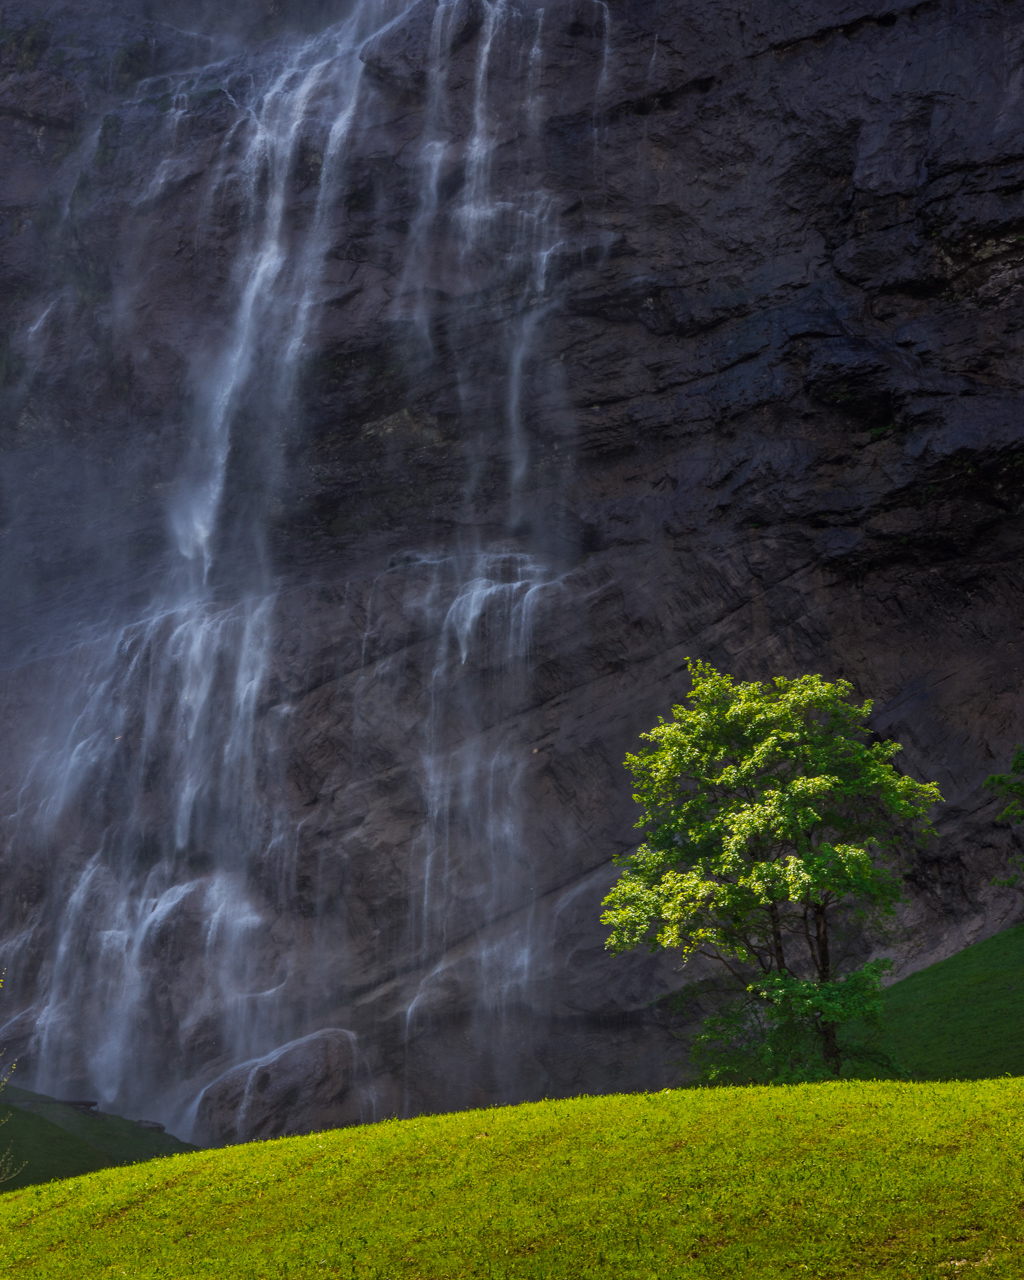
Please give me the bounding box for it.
[0,0,1022,1141]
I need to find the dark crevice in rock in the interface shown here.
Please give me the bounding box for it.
[761,1,939,57]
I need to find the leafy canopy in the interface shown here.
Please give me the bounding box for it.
[601,661,943,1079]
[602,660,941,970]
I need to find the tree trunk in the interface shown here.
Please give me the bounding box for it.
[814,901,831,983]
[768,902,787,973]
[820,1020,842,1076]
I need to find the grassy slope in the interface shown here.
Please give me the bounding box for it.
[0,1088,197,1194]
[1,1079,1024,1279]
[1,927,1021,1274]
[881,922,1024,1079]
[0,1107,111,1189]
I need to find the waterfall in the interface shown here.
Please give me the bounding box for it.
[0,0,619,1137]
[357,551,564,1112]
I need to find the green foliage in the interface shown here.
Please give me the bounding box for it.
[602,660,942,1077]
[985,747,1024,886]
[985,745,1024,825]
[693,959,904,1085]
[2,1082,1024,1277]
[665,923,1024,1086]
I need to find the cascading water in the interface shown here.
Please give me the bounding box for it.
[357,551,564,1113]
[3,10,397,1127]
[0,0,631,1139]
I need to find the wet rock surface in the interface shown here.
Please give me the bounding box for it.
[0,0,1022,1143]
[196,1029,367,1144]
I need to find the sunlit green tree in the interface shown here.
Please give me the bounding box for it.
[601,660,943,1080]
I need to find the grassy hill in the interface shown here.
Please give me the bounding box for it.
[1,1079,1023,1278]
[880,921,1024,1079]
[2,923,1023,1275]
[0,1086,196,1193]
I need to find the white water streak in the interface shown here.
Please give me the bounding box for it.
[2,0,612,1131]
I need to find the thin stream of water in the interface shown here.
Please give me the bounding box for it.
[0,0,612,1136]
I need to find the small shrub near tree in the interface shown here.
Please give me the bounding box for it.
[985,746,1024,887]
[601,660,943,1084]
[986,746,1024,823]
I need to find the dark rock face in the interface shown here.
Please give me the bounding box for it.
[0,0,1022,1143]
[196,1029,368,1144]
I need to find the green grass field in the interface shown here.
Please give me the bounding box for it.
[881,922,1024,1079]
[1,1079,1023,1278]
[2,924,1023,1276]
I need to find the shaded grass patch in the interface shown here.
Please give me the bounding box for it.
[880,922,1024,1080]
[0,1087,197,1194]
